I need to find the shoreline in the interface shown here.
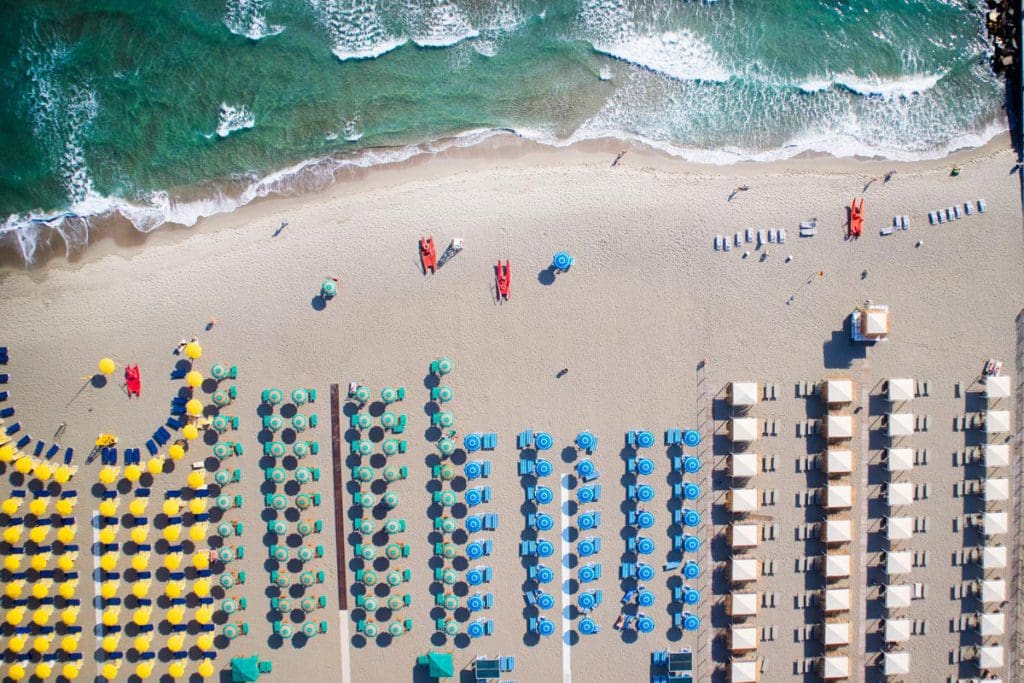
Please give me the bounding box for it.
[0,127,1017,275]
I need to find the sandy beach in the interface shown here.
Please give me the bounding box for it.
[1,133,1022,682]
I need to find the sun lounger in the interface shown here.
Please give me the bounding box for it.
[929,211,936,224]
[0,406,13,419]
[0,374,7,384]
[714,236,722,251]
[964,201,972,215]
[757,229,766,246]
[778,228,786,243]
[745,228,753,242]
[63,448,73,464]
[946,207,954,221]
[5,421,20,435]
[937,210,945,223]
[767,229,774,243]
[734,233,742,246]
[32,440,44,456]
[799,223,816,237]
[978,198,987,212]
[901,215,909,229]
[954,205,962,219]
[723,239,730,251]
[146,440,157,455]
[880,226,893,236]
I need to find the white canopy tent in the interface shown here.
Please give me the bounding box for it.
[884,584,911,609]
[823,589,850,613]
[729,488,759,513]
[826,414,853,441]
[985,444,1010,468]
[982,579,1006,604]
[986,410,1010,434]
[984,512,1009,536]
[730,626,758,652]
[825,379,853,405]
[886,412,914,437]
[826,485,852,509]
[730,452,759,478]
[979,645,1004,669]
[986,375,1011,400]
[730,660,758,683]
[887,378,914,402]
[980,612,1005,637]
[824,519,852,544]
[884,618,910,643]
[824,554,851,579]
[729,592,758,617]
[730,382,759,407]
[985,477,1010,503]
[883,652,910,676]
[885,448,914,472]
[887,482,914,508]
[731,558,759,583]
[983,546,1008,570]
[886,551,912,576]
[730,417,758,443]
[822,656,849,680]
[825,449,853,475]
[822,622,850,646]
[731,524,759,548]
[886,516,913,540]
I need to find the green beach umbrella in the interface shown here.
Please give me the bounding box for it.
[353,465,373,482]
[355,518,375,535]
[358,545,376,561]
[441,594,459,610]
[383,491,399,508]
[354,385,371,403]
[295,467,312,483]
[355,413,373,430]
[437,438,455,457]
[440,569,457,585]
[436,386,453,402]
[436,411,454,428]
[265,388,283,405]
[215,495,233,511]
[219,546,237,562]
[272,546,289,562]
[382,439,399,456]
[300,597,316,613]
[360,571,378,587]
[269,493,288,510]
[266,414,284,431]
[268,441,286,457]
[383,465,401,481]
[213,391,231,407]
[293,441,310,457]
[275,572,292,587]
[385,544,404,560]
[278,622,294,638]
[215,469,232,485]
[360,596,378,611]
[292,414,308,431]
[356,440,373,456]
[303,621,319,637]
[385,519,404,534]
[438,490,456,507]
[298,571,315,587]
[213,442,231,459]
[223,624,241,641]
[381,387,397,403]
[211,364,229,380]
[443,619,460,636]
[276,598,293,612]
[268,467,286,483]
[386,570,403,587]
[217,521,235,537]
[388,621,404,637]
[292,388,308,405]
[297,520,315,536]
[213,415,230,432]
[436,463,455,480]
[436,357,454,375]
[437,517,457,533]
[357,492,376,508]
[296,493,314,509]
[438,543,457,559]
[297,546,314,562]
[321,279,337,298]
[222,598,239,614]
[362,621,379,638]
[380,412,397,429]
[422,651,455,677]
[269,519,288,535]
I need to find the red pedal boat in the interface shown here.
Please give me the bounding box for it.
[495,260,510,301]
[125,364,141,398]
[420,236,437,274]
[848,198,864,238]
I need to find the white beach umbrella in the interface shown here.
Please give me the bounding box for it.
[824,554,851,579]
[730,660,757,683]
[823,622,850,646]
[730,524,759,548]
[884,618,910,643]
[825,449,852,474]
[985,444,1010,468]
[986,375,1010,399]
[985,477,1009,502]
[864,307,889,337]
[884,584,911,609]
[730,417,758,443]
[980,612,1005,637]
[826,485,852,509]
[886,412,914,436]
[824,589,850,613]
[983,512,1008,536]
[729,592,757,617]
[826,414,853,440]
[979,645,1004,669]
[730,452,759,478]
[730,626,757,652]
[824,519,851,544]
[886,482,913,508]
[982,546,1008,570]
[982,579,1006,604]
[885,448,913,471]
[825,379,853,405]
[986,410,1010,434]
[730,558,758,583]
[729,382,758,407]
[729,488,758,513]
[885,516,913,540]
[822,655,849,679]
[886,551,912,576]
[883,652,910,675]
[886,378,914,402]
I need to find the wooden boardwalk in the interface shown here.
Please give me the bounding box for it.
[330,382,348,609]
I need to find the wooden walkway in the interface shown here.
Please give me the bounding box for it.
[330,382,348,609]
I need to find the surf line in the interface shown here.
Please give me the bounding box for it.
[560,473,572,683]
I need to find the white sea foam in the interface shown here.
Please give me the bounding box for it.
[223,0,284,40]
[409,1,480,48]
[213,103,255,138]
[342,118,363,142]
[591,31,731,83]
[796,71,946,98]
[308,0,408,61]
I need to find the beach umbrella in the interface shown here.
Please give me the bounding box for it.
[683,429,701,447]
[292,414,308,431]
[29,551,51,571]
[4,577,23,596]
[211,363,229,379]
[381,386,397,403]
[272,546,290,561]
[3,524,23,544]
[383,464,402,481]
[134,634,151,652]
[99,551,118,571]
[35,462,53,481]
[231,656,260,681]
[124,463,142,482]
[183,423,200,439]
[58,579,78,599]
[321,278,338,298]
[277,622,295,638]
[303,621,319,637]
[552,251,573,270]
[7,632,27,652]
[196,605,213,624]
[293,441,310,457]
[357,545,376,560]
[353,385,371,403]
[98,357,115,375]
[163,524,182,542]
[198,660,215,678]
[29,525,50,544]
[132,578,151,598]
[194,578,211,597]
[189,497,208,514]
[162,498,182,516]
[222,597,240,614]
[131,525,149,544]
[5,605,26,625]
[636,431,655,448]
[296,493,314,509]
[101,633,121,652]
[379,412,396,429]
[213,390,230,406]
[56,496,76,515]
[54,464,72,483]
[355,439,372,456]
[382,439,399,456]
[298,571,316,587]
[220,571,238,589]
[99,498,119,517]
[100,606,118,627]
[194,552,210,570]
[186,399,203,416]
[1,497,20,515]
[102,662,121,681]
[167,606,185,626]
[100,579,119,599]
[187,470,206,488]
[165,580,183,599]
[147,456,166,474]
[437,438,455,457]
[276,597,294,612]
[435,357,454,375]
[383,491,399,508]
[213,415,232,432]
[14,455,34,474]
[295,467,313,483]
[264,388,283,404]
[297,545,315,562]
[292,388,309,404]
[184,341,202,359]
[186,370,203,388]
[34,663,52,680]
[60,634,79,652]
[9,664,26,681]
[169,443,185,460]
[99,465,118,484]
[220,545,238,562]
[135,662,154,679]
[268,493,287,510]
[435,385,454,403]
[169,661,187,679]
[62,663,81,680]
[28,497,48,515]
[267,467,286,483]
[164,552,183,570]
[534,432,553,450]
[190,523,207,542]
[167,633,186,651]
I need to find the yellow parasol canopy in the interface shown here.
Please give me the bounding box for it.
[184,341,202,359]
[163,524,181,542]
[100,606,119,627]
[186,370,203,388]
[169,443,185,460]
[193,552,210,570]
[28,525,49,544]
[167,633,185,651]
[187,470,205,488]
[9,663,26,681]
[189,523,207,542]
[136,661,154,679]
[6,605,26,625]
[31,581,51,600]
[124,463,142,482]
[198,659,214,678]
[134,634,152,652]
[62,663,80,680]
[101,633,120,652]
[35,663,52,679]
[128,497,147,515]
[146,456,165,474]
[1,497,20,514]
[101,662,120,680]
[98,465,118,484]
[182,423,199,440]
[189,497,207,514]
[99,499,118,516]
[130,526,149,544]
[98,357,115,375]
[99,552,118,572]
[132,578,151,598]
[3,525,22,543]
[169,661,187,679]
[14,456,34,474]
[164,553,182,571]
[57,553,76,571]
[60,634,79,652]
[35,462,52,480]
[32,634,52,653]
[167,606,185,625]
[58,579,78,600]
[131,552,149,572]
[197,633,213,650]
[55,497,75,515]
[99,526,117,544]
[100,581,119,600]
[193,578,211,597]
[185,399,203,416]
[132,607,150,626]
[195,605,213,624]
[60,606,79,626]
[8,633,27,652]
[4,556,21,573]
[54,464,72,483]
[29,552,50,571]
[57,525,76,544]
[165,580,183,599]
[162,499,181,516]
[32,606,53,626]
[28,498,48,515]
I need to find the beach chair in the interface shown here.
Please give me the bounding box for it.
[393,414,407,434]
[978,198,987,212]
[714,236,722,251]
[153,427,170,446]
[0,406,13,420]
[964,201,972,216]
[482,432,498,449]
[516,430,533,450]
[0,374,7,384]
[166,416,183,430]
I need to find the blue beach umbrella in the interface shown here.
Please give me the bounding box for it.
[683,456,700,473]
[635,510,655,528]
[683,588,700,605]
[535,459,553,477]
[534,513,554,531]
[683,561,700,579]
[579,617,598,634]
[635,537,655,555]
[465,516,482,532]
[576,459,595,478]
[552,251,573,271]
[467,595,484,611]
[537,618,555,636]
[636,484,654,502]
[683,483,701,500]
[683,430,701,447]
[637,616,655,633]
[683,536,701,553]
[637,590,655,607]
[575,431,595,451]
[637,564,655,581]
[463,434,481,452]
[636,431,655,448]
[536,593,555,610]
[468,621,485,638]
[578,592,598,610]
[683,509,701,527]
[534,432,553,450]
[464,461,482,479]
[683,614,700,631]
[537,540,554,557]
[636,458,655,475]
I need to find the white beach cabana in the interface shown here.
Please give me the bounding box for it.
[884,618,911,643]
[730,626,758,652]
[823,622,850,646]
[983,512,1008,536]
[823,588,850,613]
[729,382,759,408]
[986,375,1011,400]
[985,444,1010,468]
[886,551,912,576]
[980,612,1005,637]
[982,579,1006,604]
[886,482,913,508]
[729,488,759,513]
[821,655,849,680]
[884,448,914,472]
[731,558,759,583]
[985,477,1010,503]
[730,660,758,683]
[825,485,852,510]
[825,519,852,544]
[979,645,1004,669]
[729,592,758,617]
[883,652,910,676]
[851,303,890,342]
[983,546,1008,570]
[824,379,853,406]
[825,448,853,475]
[884,584,911,609]
[824,554,851,579]
[730,452,759,478]
[885,516,913,540]
[730,417,758,443]
[730,524,759,549]
[887,378,914,402]
[986,410,1010,434]
[886,412,914,437]
[826,414,853,441]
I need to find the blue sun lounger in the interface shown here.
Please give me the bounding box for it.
[5,421,20,435]
[63,447,74,464]
[154,427,171,446]
[16,434,30,449]
[146,440,158,455]
[0,406,13,419]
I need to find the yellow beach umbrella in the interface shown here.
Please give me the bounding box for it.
[28,497,48,515]
[4,555,22,572]
[169,443,185,460]
[124,463,142,482]
[56,523,76,544]
[99,465,118,484]
[98,357,116,374]
[185,398,203,416]
[32,634,53,654]
[162,499,181,516]
[58,579,78,600]
[198,659,215,678]
[169,660,187,679]
[165,580,184,599]
[164,552,183,571]
[189,522,208,542]
[163,524,182,542]
[101,632,120,652]
[31,579,52,599]
[167,632,185,651]
[54,464,72,483]
[186,370,203,388]
[5,577,24,597]
[62,662,81,680]
[132,578,151,599]
[99,526,117,544]
[193,578,211,598]
[167,605,185,625]
[99,551,118,572]
[55,497,75,515]
[146,456,165,474]
[187,470,205,488]
[29,552,51,571]
[8,632,27,652]
[99,499,119,516]
[197,633,213,651]
[130,525,149,544]
[60,605,79,626]
[35,462,52,481]
[3,524,23,543]
[195,605,213,624]
[100,606,119,627]
[60,633,80,653]
[131,552,150,572]
[101,661,121,681]
[193,552,210,570]
[0,443,15,462]
[28,525,50,544]
[1,497,20,514]
[128,497,148,516]
[57,552,76,571]
[189,497,207,515]
[134,634,152,652]
[32,605,53,626]
[136,661,155,679]
[100,580,119,600]
[9,663,26,681]
[184,342,202,359]
[132,607,151,626]
[35,662,53,680]
[182,423,199,440]
[14,456,34,474]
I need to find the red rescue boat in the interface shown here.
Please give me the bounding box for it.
[848,198,864,238]
[125,364,141,398]
[495,261,510,301]
[420,236,437,274]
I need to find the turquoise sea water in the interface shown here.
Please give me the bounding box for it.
[0,0,1005,262]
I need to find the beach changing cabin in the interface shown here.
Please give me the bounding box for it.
[883,448,914,472]
[986,410,1010,434]
[729,592,758,618]
[730,659,759,683]
[883,652,911,676]
[824,519,852,544]
[825,449,853,475]
[886,413,914,437]
[986,375,1011,400]
[850,303,890,342]
[825,485,852,510]
[730,626,758,653]
[730,524,759,549]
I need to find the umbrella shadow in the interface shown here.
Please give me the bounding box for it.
[311,295,327,311]
[537,267,555,286]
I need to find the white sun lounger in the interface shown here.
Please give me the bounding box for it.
[757,229,766,246]
[900,215,909,229]
[745,228,753,243]
[723,238,731,251]
[880,226,894,236]
[799,225,816,237]
[946,208,954,221]
[735,232,742,247]
[964,202,972,216]
[937,210,945,224]
[953,205,962,219]
[714,235,722,251]
[778,229,786,243]
[767,229,775,243]
[978,199,987,213]
[928,212,936,225]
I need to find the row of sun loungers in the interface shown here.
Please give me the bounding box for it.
[714,228,787,252]
[928,199,986,225]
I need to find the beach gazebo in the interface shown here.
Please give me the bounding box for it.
[825,415,853,441]
[824,379,853,406]
[985,444,1010,468]
[983,512,1008,536]
[730,660,758,683]
[885,516,913,540]
[824,519,851,545]
[728,488,758,513]
[884,618,911,643]
[416,652,454,680]
[884,585,911,609]
[823,589,850,614]
[978,645,1004,669]
[824,554,851,579]
[985,410,1010,434]
[850,303,890,342]
[884,448,913,472]
[730,626,757,652]
[825,485,852,510]
[883,652,910,676]
[825,449,853,475]
[730,558,759,584]
[821,655,849,680]
[729,382,759,408]
[729,417,758,443]
[983,546,1008,570]
[982,579,1007,605]
[822,622,850,647]
[886,413,914,437]
[730,524,759,549]
[730,452,759,479]
[885,551,912,576]
[980,612,1006,637]
[728,592,758,618]
[886,378,914,403]
[985,477,1010,503]
[986,375,1011,400]
[886,482,913,508]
